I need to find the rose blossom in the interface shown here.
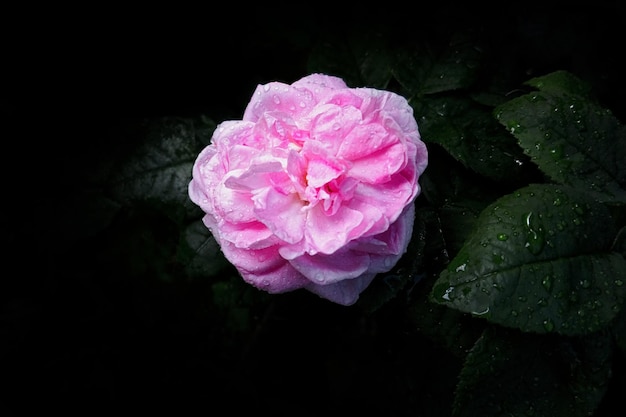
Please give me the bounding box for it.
[188,73,428,306]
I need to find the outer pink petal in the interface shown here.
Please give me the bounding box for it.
[212,121,257,151]
[217,220,276,250]
[189,147,220,207]
[219,240,310,293]
[358,203,415,273]
[292,73,348,91]
[411,137,429,177]
[304,272,377,306]
[243,82,316,123]
[212,178,256,223]
[356,89,418,136]
[290,249,370,284]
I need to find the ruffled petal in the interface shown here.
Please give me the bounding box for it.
[304,272,377,306]
[292,73,348,91]
[219,241,310,293]
[304,205,363,254]
[352,175,416,222]
[348,141,407,184]
[252,187,306,244]
[354,203,415,273]
[218,220,277,250]
[243,82,316,123]
[290,249,370,284]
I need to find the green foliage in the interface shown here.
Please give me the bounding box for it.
[494,71,626,203]
[453,327,612,417]
[431,183,626,336]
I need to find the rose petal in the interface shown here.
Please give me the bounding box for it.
[218,220,277,250]
[352,175,415,222]
[292,73,348,90]
[243,83,316,123]
[348,141,407,184]
[252,187,306,244]
[212,178,256,223]
[290,249,370,284]
[304,205,363,254]
[304,273,377,306]
[219,241,310,293]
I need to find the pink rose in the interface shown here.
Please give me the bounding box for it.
[188,73,428,305]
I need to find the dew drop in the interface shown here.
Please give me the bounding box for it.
[524,212,546,255]
[543,319,554,332]
[472,307,490,316]
[572,203,585,215]
[541,275,553,292]
[442,286,455,301]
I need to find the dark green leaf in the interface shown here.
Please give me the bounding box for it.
[408,282,484,359]
[454,326,612,417]
[419,146,498,258]
[431,183,626,336]
[524,70,593,97]
[392,33,482,96]
[494,70,626,203]
[106,116,214,221]
[611,303,626,355]
[347,31,393,89]
[414,96,532,185]
[418,144,503,209]
[178,220,231,280]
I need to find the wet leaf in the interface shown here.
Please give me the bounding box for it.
[414,95,533,185]
[494,70,626,203]
[178,220,231,280]
[392,33,482,95]
[107,116,214,222]
[430,183,626,336]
